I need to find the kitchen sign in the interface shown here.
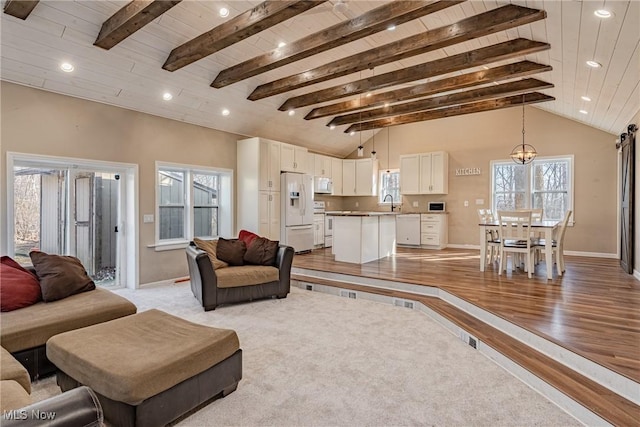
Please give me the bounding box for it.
[455,167,481,176]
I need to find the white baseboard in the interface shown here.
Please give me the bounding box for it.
[140,277,185,288]
[634,269,640,281]
[562,250,617,259]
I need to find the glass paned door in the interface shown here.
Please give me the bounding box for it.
[13,164,122,287]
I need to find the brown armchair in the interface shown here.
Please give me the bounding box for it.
[186,243,294,311]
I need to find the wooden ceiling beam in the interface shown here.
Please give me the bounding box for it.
[305,61,552,120]
[344,92,555,133]
[250,4,546,101]
[3,0,39,20]
[163,1,326,72]
[94,0,182,50]
[280,38,550,111]
[211,0,465,88]
[329,78,554,127]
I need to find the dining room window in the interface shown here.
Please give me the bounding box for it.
[490,155,573,221]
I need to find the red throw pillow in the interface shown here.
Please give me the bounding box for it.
[238,229,259,248]
[0,256,42,312]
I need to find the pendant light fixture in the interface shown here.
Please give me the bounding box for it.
[371,130,377,159]
[510,94,537,165]
[386,127,391,175]
[357,71,364,157]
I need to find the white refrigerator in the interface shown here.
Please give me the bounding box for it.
[281,172,314,253]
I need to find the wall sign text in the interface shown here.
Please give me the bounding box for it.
[455,167,481,176]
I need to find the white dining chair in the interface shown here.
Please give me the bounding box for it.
[536,210,572,276]
[497,210,539,279]
[478,209,499,265]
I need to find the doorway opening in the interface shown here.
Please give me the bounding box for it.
[8,153,138,288]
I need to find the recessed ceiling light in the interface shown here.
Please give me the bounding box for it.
[288,109,295,116]
[219,7,229,17]
[586,60,601,68]
[387,24,396,31]
[365,92,372,98]
[581,96,591,102]
[383,102,390,108]
[278,41,287,48]
[162,92,173,101]
[329,124,336,130]
[221,108,230,116]
[579,109,588,115]
[60,62,74,72]
[349,131,356,136]
[594,9,612,18]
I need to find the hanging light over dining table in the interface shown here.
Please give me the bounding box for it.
[510,94,537,165]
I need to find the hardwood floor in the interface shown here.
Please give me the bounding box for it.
[292,247,640,385]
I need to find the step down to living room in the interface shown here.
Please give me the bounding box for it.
[292,269,640,427]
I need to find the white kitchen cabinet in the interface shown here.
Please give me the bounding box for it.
[396,214,421,246]
[313,213,325,246]
[331,158,343,195]
[419,151,448,194]
[281,143,309,173]
[342,160,356,196]
[258,191,280,240]
[314,154,332,177]
[399,154,420,195]
[237,137,281,239]
[420,213,448,249]
[356,158,378,196]
[258,138,281,192]
[343,158,378,196]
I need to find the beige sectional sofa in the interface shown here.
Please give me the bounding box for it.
[1,278,137,380]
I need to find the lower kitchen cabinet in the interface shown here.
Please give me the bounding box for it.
[420,213,448,249]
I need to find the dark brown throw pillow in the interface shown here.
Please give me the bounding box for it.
[29,251,95,302]
[244,237,279,266]
[216,238,246,266]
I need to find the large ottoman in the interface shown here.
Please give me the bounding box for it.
[47,309,242,427]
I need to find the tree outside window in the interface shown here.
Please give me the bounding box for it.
[491,156,573,221]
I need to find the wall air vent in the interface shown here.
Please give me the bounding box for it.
[305,284,314,291]
[459,329,479,349]
[339,290,357,299]
[393,298,415,309]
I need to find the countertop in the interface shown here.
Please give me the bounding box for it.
[325,211,400,216]
[325,211,447,216]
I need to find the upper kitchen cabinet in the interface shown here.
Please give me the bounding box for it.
[343,158,378,196]
[314,154,332,178]
[399,154,420,195]
[331,158,343,196]
[238,137,280,192]
[400,151,449,195]
[281,143,309,173]
[419,151,448,194]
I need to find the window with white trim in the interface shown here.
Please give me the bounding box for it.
[491,156,573,221]
[378,169,401,205]
[156,163,231,245]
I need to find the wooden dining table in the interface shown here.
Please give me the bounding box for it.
[479,219,560,279]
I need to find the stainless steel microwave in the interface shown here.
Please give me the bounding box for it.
[428,202,446,212]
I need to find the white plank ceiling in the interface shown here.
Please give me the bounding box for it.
[1,0,638,158]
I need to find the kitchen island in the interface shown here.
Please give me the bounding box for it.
[326,212,397,264]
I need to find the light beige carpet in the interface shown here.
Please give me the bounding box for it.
[31,283,580,426]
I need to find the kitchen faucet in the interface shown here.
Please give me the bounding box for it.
[383,194,396,212]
